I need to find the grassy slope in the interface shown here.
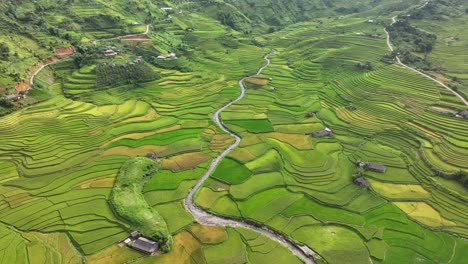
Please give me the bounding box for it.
[110,157,172,252]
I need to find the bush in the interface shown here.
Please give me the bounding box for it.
[96,62,160,88]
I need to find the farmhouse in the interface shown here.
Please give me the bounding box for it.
[130,231,139,238]
[157,53,178,60]
[311,127,333,138]
[455,109,468,119]
[123,231,159,255]
[104,49,118,57]
[306,112,315,118]
[129,237,159,255]
[160,7,173,11]
[346,105,357,111]
[146,153,158,160]
[4,94,25,101]
[366,163,387,173]
[356,62,372,70]
[133,56,143,64]
[354,177,370,188]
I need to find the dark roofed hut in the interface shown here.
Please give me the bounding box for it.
[104,49,118,57]
[306,112,315,118]
[311,128,333,138]
[129,237,159,255]
[4,94,24,101]
[345,105,357,111]
[354,177,370,188]
[366,163,387,173]
[146,153,158,160]
[456,109,468,119]
[130,231,139,239]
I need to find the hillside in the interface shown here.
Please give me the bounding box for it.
[388,0,468,98]
[0,0,421,100]
[0,1,468,264]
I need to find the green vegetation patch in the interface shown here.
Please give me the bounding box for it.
[211,158,252,184]
[96,62,160,88]
[110,157,173,252]
[225,119,274,133]
[292,225,370,264]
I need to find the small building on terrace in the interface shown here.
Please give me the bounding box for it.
[346,105,357,111]
[130,231,139,239]
[123,231,159,255]
[455,109,468,119]
[354,177,370,188]
[104,49,118,57]
[311,127,333,138]
[146,153,158,160]
[157,53,178,60]
[4,94,25,101]
[366,163,387,173]
[129,237,159,255]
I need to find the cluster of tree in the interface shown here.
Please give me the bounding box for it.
[397,50,435,70]
[409,0,467,20]
[187,0,383,34]
[73,46,103,67]
[96,62,160,88]
[387,20,437,54]
[0,43,9,60]
[217,9,252,34]
[355,62,373,71]
[436,170,468,188]
[135,45,192,72]
[0,98,15,108]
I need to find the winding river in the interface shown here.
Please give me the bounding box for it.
[183,52,317,264]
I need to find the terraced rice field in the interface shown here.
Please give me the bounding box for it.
[1,7,467,264]
[0,12,309,263]
[194,18,468,264]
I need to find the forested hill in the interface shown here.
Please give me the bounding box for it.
[0,0,398,34]
[186,0,383,32]
[409,0,468,20]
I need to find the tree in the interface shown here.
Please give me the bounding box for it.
[0,43,10,60]
[0,98,14,108]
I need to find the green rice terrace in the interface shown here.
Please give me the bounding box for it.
[0,0,467,263]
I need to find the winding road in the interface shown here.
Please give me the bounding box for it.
[183,52,317,264]
[29,59,61,88]
[93,24,151,43]
[384,16,468,105]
